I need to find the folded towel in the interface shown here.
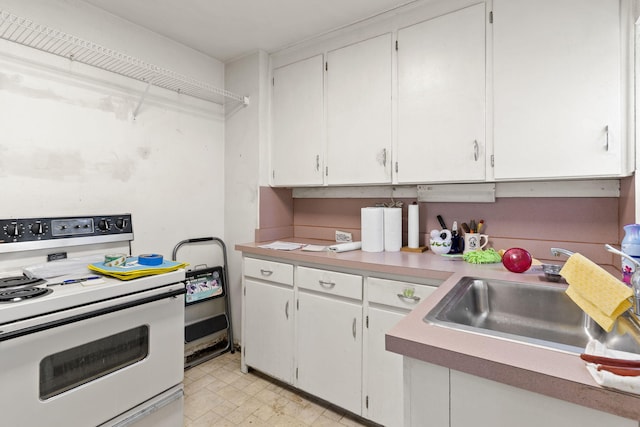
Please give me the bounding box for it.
[584,340,640,395]
[561,253,633,332]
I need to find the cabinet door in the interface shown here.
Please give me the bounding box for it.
[326,34,392,185]
[244,279,294,384]
[366,307,405,426]
[493,0,622,180]
[271,55,324,186]
[297,292,362,415]
[397,3,486,183]
[450,370,636,427]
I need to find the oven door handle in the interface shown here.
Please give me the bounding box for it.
[0,287,186,342]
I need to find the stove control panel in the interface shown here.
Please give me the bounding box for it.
[0,214,133,253]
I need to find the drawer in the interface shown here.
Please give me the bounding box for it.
[367,277,437,311]
[297,266,362,300]
[244,257,293,285]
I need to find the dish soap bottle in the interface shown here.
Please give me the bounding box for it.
[621,224,640,285]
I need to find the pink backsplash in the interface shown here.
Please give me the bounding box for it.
[257,176,635,266]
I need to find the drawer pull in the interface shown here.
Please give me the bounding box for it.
[319,280,336,288]
[352,318,357,339]
[397,293,421,303]
[260,269,274,276]
[285,300,289,319]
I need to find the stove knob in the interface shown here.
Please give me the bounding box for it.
[6,222,19,236]
[98,219,111,231]
[30,221,44,235]
[115,218,128,230]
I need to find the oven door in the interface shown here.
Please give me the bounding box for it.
[0,283,185,427]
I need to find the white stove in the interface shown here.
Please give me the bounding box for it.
[0,214,186,427]
[0,270,184,325]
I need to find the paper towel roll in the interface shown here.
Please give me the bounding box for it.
[328,241,362,253]
[361,207,384,252]
[383,208,402,252]
[408,203,420,249]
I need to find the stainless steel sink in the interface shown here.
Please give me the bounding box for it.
[424,276,640,354]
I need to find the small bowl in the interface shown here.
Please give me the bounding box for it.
[542,264,563,282]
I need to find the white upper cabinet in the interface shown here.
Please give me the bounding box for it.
[271,55,324,186]
[326,34,393,185]
[492,0,623,180]
[397,4,486,183]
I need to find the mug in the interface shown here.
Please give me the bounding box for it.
[463,233,488,254]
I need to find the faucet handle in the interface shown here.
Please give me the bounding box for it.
[605,244,640,269]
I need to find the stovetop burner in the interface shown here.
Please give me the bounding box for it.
[0,276,45,288]
[0,286,53,303]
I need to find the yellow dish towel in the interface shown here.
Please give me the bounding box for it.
[560,253,633,332]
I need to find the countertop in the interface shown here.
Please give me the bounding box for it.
[236,241,640,421]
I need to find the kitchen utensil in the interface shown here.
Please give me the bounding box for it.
[502,248,532,273]
[461,223,471,234]
[597,365,640,377]
[437,215,447,230]
[469,219,476,233]
[580,353,640,368]
[477,219,485,233]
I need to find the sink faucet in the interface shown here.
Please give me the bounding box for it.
[550,247,575,258]
[604,244,640,317]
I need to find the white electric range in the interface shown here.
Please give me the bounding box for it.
[0,214,186,427]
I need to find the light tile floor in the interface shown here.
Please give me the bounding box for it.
[184,350,379,426]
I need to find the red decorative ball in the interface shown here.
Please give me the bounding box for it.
[502,248,533,273]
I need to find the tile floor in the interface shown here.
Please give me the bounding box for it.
[183,350,378,426]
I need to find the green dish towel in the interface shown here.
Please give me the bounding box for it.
[463,248,502,264]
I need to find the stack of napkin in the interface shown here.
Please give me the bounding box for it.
[582,340,640,394]
[560,253,633,332]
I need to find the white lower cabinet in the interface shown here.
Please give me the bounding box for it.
[244,279,294,384]
[242,257,444,424]
[296,266,363,415]
[365,278,438,427]
[404,358,638,427]
[404,358,450,427]
[241,258,294,383]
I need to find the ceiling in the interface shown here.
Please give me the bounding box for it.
[83,0,418,63]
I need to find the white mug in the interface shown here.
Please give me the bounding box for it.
[463,233,488,254]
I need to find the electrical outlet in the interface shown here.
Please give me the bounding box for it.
[335,230,353,243]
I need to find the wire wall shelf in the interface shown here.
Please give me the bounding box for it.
[0,10,249,109]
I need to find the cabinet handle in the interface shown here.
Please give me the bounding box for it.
[318,280,336,288]
[260,269,273,276]
[473,140,479,161]
[382,148,387,167]
[285,300,289,319]
[605,125,609,151]
[316,154,320,171]
[352,318,357,339]
[397,293,421,304]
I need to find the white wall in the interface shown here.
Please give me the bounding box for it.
[0,0,227,266]
[225,50,269,345]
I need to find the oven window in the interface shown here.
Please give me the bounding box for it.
[39,326,149,400]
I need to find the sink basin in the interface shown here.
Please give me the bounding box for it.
[424,276,640,354]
